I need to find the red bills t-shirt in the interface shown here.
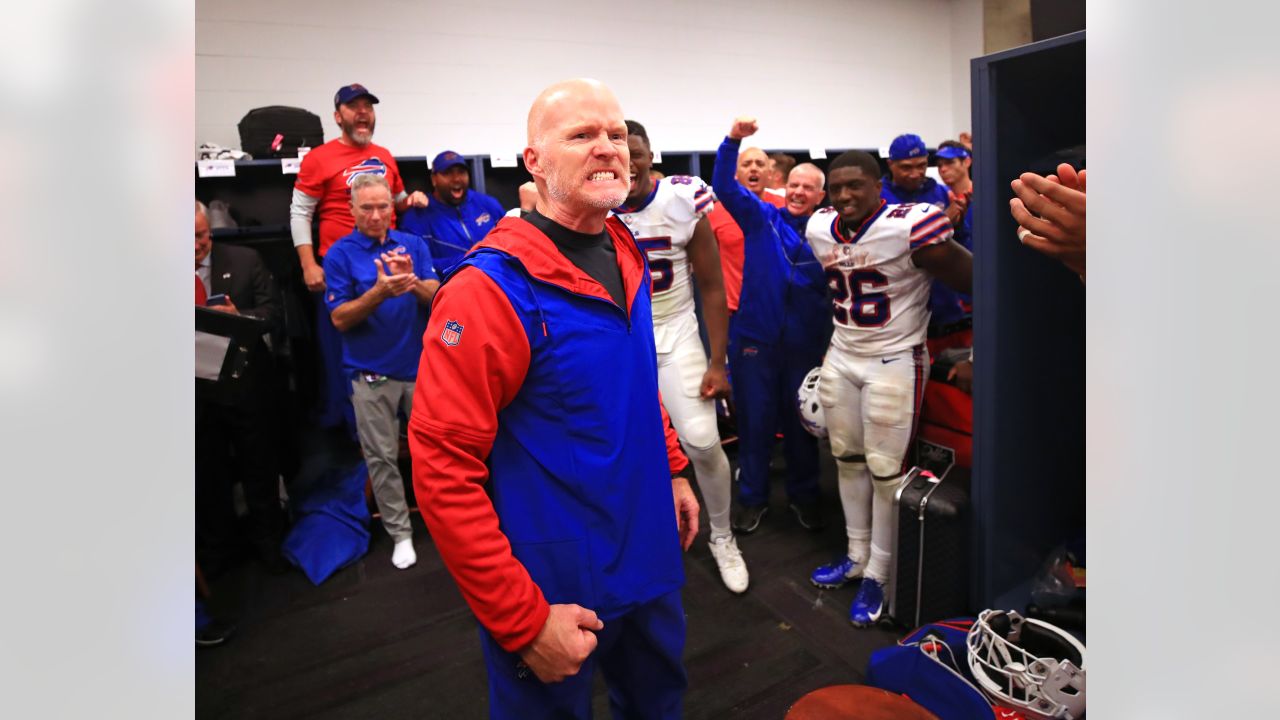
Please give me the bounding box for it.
[294,139,406,256]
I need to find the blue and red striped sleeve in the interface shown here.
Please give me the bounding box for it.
[408,266,548,653]
[909,206,953,249]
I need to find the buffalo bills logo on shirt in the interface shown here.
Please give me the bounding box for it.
[441,320,464,346]
[743,346,758,357]
[475,213,491,226]
[342,157,388,186]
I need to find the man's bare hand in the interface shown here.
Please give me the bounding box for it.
[700,365,731,400]
[209,298,240,315]
[373,258,417,297]
[303,263,326,292]
[1010,163,1086,279]
[672,475,700,551]
[517,604,603,683]
[518,181,539,212]
[947,359,973,395]
[946,190,971,226]
[381,250,414,276]
[404,190,430,209]
[729,117,758,140]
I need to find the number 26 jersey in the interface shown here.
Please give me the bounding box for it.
[805,200,952,357]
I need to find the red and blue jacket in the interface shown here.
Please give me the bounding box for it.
[409,216,686,653]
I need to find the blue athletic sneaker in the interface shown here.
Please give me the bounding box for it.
[809,555,863,589]
[849,577,886,627]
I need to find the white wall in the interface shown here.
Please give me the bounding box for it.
[196,0,982,158]
[950,0,984,136]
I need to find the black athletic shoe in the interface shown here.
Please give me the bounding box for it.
[196,619,235,648]
[789,500,824,531]
[732,504,768,533]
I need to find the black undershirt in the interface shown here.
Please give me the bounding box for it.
[524,209,626,309]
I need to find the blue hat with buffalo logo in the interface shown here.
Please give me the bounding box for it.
[888,133,927,161]
[432,151,468,174]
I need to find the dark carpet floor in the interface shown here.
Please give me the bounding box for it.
[196,435,902,719]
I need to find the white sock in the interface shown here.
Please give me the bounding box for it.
[837,461,872,561]
[847,530,871,565]
[866,473,901,580]
[866,543,891,582]
[392,538,417,569]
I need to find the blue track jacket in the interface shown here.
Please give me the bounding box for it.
[711,137,830,350]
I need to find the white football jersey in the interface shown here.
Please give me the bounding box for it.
[805,200,953,356]
[612,176,714,344]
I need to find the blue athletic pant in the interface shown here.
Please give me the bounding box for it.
[314,292,357,437]
[480,590,686,720]
[730,336,825,508]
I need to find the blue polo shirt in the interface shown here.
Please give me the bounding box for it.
[400,190,506,275]
[323,228,438,381]
[881,175,951,209]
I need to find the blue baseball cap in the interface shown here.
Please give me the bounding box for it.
[889,133,927,161]
[334,83,379,108]
[432,151,467,174]
[936,145,971,160]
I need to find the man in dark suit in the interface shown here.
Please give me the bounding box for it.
[195,200,287,576]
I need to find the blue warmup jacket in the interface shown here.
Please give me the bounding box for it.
[928,195,973,328]
[712,137,830,351]
[400,190,506,275]
[881,175,951,208]
[409,216,684,653]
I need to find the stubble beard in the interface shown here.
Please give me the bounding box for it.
[545,161,627,210]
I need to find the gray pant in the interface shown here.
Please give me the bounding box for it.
[350,377,414,542]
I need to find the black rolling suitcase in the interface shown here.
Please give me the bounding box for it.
[237,106,324,158]
[887,466,971,627]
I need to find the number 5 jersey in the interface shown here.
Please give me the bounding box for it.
[612,175,714,353]
[805,201,953,357]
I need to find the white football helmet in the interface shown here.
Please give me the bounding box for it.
[796,367,826,438]
[966,610,1086,720]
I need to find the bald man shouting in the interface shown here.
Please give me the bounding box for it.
[410,79,698,719]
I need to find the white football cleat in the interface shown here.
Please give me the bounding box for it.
[708,535,749,594]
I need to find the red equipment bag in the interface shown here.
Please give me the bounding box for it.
[917,380,973,471]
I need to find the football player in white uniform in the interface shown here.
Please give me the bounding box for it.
[613,120,745,594]
[805,150,972,626]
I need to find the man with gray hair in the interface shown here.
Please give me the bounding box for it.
[323,172,440,569]
[195,200,287,576]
